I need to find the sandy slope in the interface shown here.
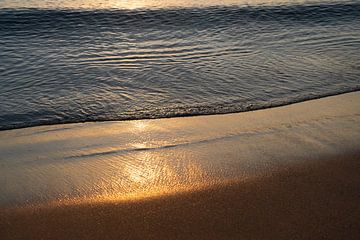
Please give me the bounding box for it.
[0,92,359,239]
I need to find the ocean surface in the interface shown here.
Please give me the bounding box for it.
[0,0,359,130]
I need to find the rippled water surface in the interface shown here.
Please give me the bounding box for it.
[0,0,359,130]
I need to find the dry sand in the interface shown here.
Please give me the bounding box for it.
[0,92,359,239]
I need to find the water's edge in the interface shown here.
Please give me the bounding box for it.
[1,89,358,131]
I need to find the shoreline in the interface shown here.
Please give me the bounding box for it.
[1,91,360,239]
[1,89,359,132]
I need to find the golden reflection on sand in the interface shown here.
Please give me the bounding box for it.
[95,149,211,204]
[0,92,359,208]
[132,120,148,132]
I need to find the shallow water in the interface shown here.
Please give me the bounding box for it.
[0,0,359,130]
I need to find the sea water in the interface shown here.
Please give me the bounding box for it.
[0,0,359,130]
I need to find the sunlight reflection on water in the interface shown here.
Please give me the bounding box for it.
[0,0,335,9]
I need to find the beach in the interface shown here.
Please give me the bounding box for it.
[1,1,359,238]
[1,92,359,239]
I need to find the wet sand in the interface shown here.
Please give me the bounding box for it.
[0,92,360,239]
[1,153,360,240]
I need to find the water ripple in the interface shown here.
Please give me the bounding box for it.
[0,1,359,130]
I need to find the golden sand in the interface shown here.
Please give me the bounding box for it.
[0,92,359,239]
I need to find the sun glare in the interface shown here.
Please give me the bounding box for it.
[0,0,321,10]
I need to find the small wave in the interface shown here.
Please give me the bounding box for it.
[1,88,359,131]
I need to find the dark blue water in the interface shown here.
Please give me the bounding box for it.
[0,0,359,130]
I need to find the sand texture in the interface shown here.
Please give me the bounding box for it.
[0,92,359,239]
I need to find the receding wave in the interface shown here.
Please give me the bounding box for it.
[0,1,359,130]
